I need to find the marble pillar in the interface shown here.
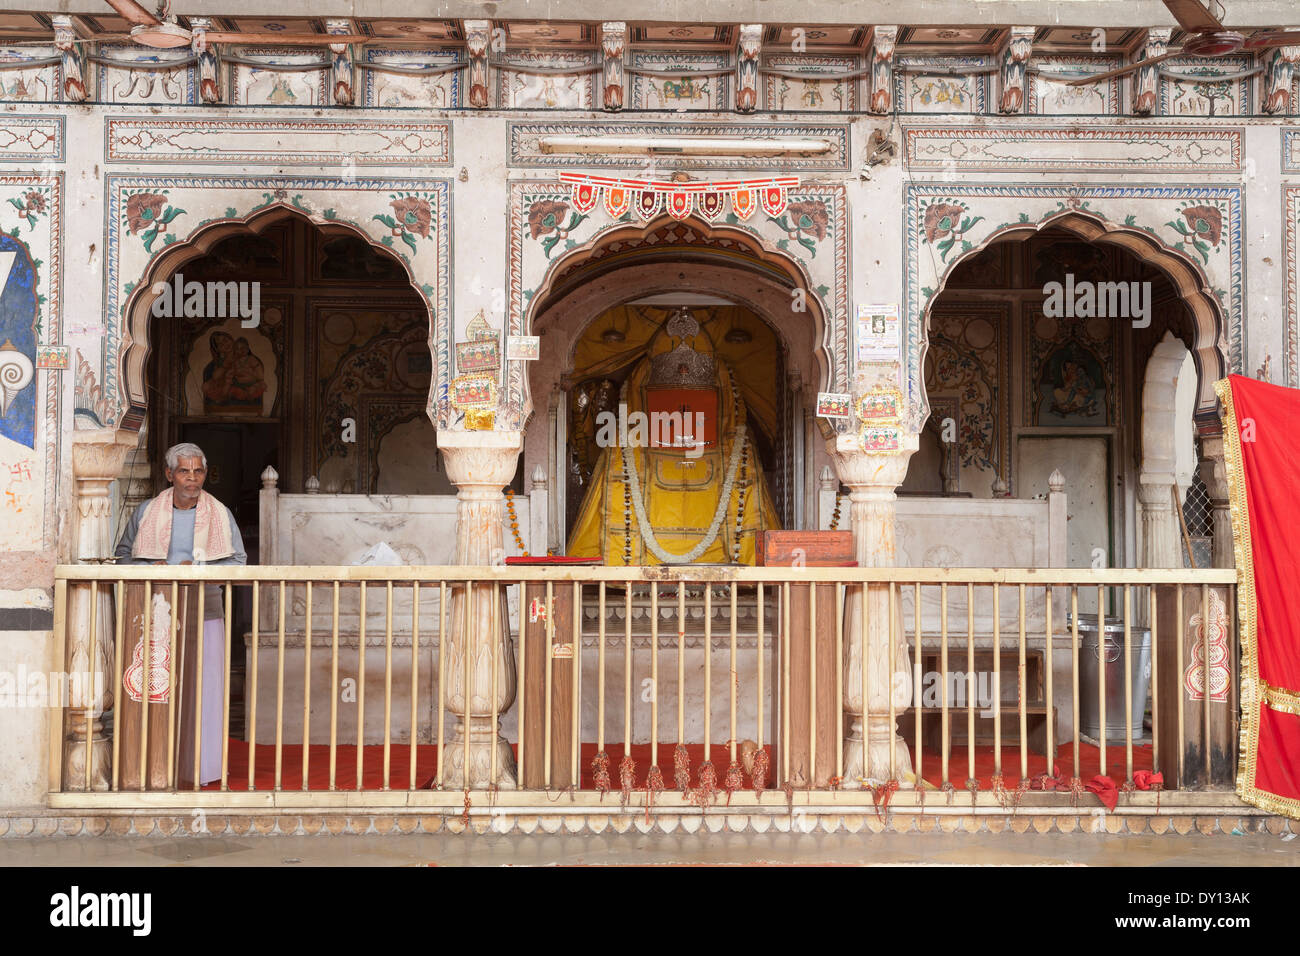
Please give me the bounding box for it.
[65,428,138,790]
[437,430,521,789]
[1198,436,1233,569]
[832,440,916,787]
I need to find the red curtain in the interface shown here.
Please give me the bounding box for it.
[1218,374,1300,817]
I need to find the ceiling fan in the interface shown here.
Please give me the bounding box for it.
[1067,0,1300,86]
[102,0,371,49]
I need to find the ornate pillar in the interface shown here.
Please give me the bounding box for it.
[437,430,521,789]
[868,26,897,115]
[998,26,1034,114]
[832,440,916,787]
[601,22,626,111]
[465,20,491,109]
[1197,436,1233,569]
[736,24,761,113]
[191,19,222,104]
[1139,332,1188,568]
[1134,28,1171,116]
[326,20,355,106]
[65,428,138,790]
[53,15,86,103]
[1263,41,1300,115]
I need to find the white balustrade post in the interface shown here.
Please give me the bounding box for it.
[528,465,548,557]
[437,430,521,789]
[817,465,838,531]
[832,439,917,787]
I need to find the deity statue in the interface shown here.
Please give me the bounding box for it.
[567,309,780,565]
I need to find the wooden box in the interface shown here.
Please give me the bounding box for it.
[757,530,854,567]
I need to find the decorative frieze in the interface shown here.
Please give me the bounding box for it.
[601,22,626,111]
[0,116,63,162]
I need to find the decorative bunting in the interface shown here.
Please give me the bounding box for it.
[633,189,660,221]
[557,172,799,224]
[760,185,788,218]
[732,188,757,220]
[570,180,599,213]
[666,190,692,220]
[697,192,725,222]
[604,186,630,218]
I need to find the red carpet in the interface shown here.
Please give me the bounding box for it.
[211,739,1153,792]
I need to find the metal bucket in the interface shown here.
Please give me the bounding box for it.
[1072,613,1152,743]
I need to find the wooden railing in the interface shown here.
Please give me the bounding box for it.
[50,565,1239,809]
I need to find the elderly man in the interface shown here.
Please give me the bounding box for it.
[115,442,246,787]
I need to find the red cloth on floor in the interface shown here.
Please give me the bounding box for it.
[1086,774,1119,811]
[1218,375,1300,819]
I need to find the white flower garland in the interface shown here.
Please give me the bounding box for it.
[621,424,748,565]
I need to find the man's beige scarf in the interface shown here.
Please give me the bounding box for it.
[131,488,235,563]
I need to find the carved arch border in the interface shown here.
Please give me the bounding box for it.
[99,174,451,434]
[904,183,1240,432]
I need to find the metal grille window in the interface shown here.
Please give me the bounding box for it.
[1182,466,1212,538]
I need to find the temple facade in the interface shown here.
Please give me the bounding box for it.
[0,1,1295,833]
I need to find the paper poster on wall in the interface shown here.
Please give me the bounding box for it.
[856,303,900,364]
[816,392,851,419]
[506,335,540,361]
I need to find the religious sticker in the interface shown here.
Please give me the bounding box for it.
[450,373,496,409]
[506,334,540,361]
[465,407,496,430]
[35,345,68,369]
[455,310,501,374]
[861,424,903,453]
[816,392,852,419]
[553,642,574,660]
[528,597,547,623]
[856,303,901,364]
[857,385,903,421]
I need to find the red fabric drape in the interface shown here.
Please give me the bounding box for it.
[1217,374,1300,818]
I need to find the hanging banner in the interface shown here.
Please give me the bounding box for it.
[666,190,693,220]
[633,189,660,221]
[604,186,631,218]
[760,185,788,218]
[570,180,599,213]
[697,192,725,222]
[557,172,799,225]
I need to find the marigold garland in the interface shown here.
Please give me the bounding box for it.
[696,760,718,808]
[724,760,744,805]
[828,493,844,530]
[619,754,637,809]
[592,751,611,798]
[673,743,692,794]
[751,747,770,798]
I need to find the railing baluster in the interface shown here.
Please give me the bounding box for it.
[940,582,949,789]
[1176,584,1184,788]
[84,582,97,791]
[1018,583,1027,783]
[140,580,150,793]
[1045,585,1054,776]
[274,580,285,792]
[302,581,312,791]
[328,581,339,791]
[572,580,581,790]
[491,582,500,791]
[912,582,922,791]
[861,580,868,788]
[194,584,205,793]
[782,581,790,785]
[756,581,764,764]
[705,583,713,767]
[1123,583,1133,786]
[409,581,419,791]
[598,581,606,768]
[383,580,394,791]
[222,584,232,791]
[966,582,975,787]
[837,580,845,785]
[249,580,259,791]
[651,582,660,772]
[1202,582,1211,784]
[463,579,472,790]
[436,580,447,790]
[544,580,553,789]
[993,583,1001,780]
[162,581,175,789]
[1097,584,1106,780]
[1149,586,1158,780]
[111,581,124,793]
[624,584,632,779]
[678,581,686,776]
[1071,586,1080,781]
[808,576,817,786]
[887,581,896,783]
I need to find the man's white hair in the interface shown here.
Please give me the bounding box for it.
[165,442,207,471]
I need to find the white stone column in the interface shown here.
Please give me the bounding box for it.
[1139,332,1187,569]
[437,430,521,789]
[1198,436,1234,569]
[66,428,138,790]
[833,439,916,786]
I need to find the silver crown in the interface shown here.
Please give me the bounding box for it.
[649,341,715,388]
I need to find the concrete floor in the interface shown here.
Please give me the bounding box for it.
[1,829,1296,866]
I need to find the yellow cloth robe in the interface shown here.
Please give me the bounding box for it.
[567,355,780,565]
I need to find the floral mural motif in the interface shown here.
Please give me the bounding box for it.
[527,198,588,258]
[373,192,436,255]
[122,189,185,253]
[768,199,829,258]
[7,187,48,231]
[922,200,984,263]
[1167,202,1224,264]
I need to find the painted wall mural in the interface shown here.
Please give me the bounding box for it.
[894,56,990,114]
[629,52,729,110]
[905,181,1240,432]
[924,303,1010,483]
[1160,55,1253,116]
[762,55,858,111]
[362,49,461,108]
[0,171,60,551]
[100,174,449,433]
[1284,187,1300,387]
